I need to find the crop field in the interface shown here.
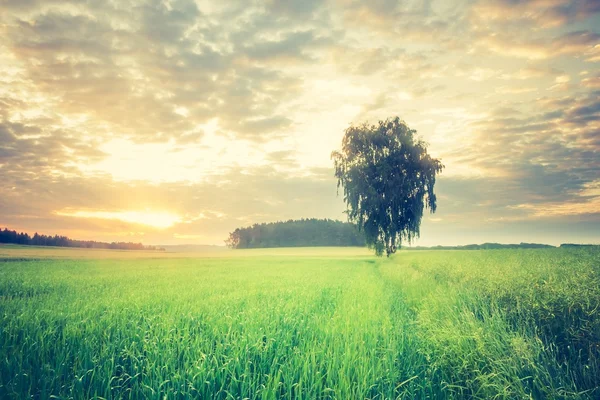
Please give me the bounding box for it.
[1,246,599,399]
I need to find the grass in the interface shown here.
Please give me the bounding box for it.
[0,247,598,399]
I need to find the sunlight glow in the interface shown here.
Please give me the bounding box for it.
[56,210,182,229]
[79,120,274,182]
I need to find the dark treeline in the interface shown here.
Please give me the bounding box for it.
[226,219,365,249]
[0,227,164,251]
[407,242,558,250]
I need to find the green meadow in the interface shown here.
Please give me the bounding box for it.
[1,247,599,399]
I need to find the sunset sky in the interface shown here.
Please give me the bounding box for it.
[1,0,599,246]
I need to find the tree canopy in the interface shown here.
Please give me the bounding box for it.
[332,117,444,256]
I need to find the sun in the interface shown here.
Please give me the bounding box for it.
[56,209,181,229]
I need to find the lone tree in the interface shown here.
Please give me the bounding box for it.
[332,117,443,256]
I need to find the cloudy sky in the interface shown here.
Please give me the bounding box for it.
[1,0,599,246]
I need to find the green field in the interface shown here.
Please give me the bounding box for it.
[1,247,599,399]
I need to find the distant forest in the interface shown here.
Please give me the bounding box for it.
[225,219,365,249]
[0,228,164,251]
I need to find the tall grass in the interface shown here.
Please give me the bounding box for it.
[380,248,600,398]
[0,248,598,399]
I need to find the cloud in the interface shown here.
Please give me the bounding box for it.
[470,0,600,28]
[265,0,324,17]
[499,66,561,80]
[0,0,312,145]
[224,116,294,140]
[581,73,600,89]
[436,91,600,223]
[138,0,201,44]
[474,30,600,60]
[242,30,327,62]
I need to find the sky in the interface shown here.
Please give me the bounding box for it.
[0,0,599,246]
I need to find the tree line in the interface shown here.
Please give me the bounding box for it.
[225,219,365,249]
[406,242,556,250]
[0,227,164,251]
[406,243,598,250]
